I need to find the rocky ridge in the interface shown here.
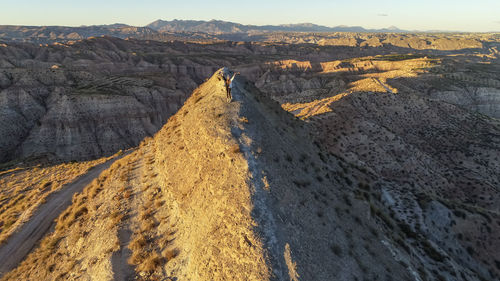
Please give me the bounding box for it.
[0,70,414,280]
[1,70,499,280]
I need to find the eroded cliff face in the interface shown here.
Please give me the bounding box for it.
[0,38,228,162]
[0,37,353,163]
[246,56,500,120]
[19,85,185,161]
[1,35,499,164]
[429,88,500,118]
[0,69,193,162]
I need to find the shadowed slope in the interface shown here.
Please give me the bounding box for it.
[283,88,500,280]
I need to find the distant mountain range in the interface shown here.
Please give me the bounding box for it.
[0,24,158,43]
[146,19,406,34]
[1,19,490,45]
[0,20,409,44]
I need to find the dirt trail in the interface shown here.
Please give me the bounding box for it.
[111,223,135,281]
[111,153,141,281]
[0,152,130,277]
[374,78,395,93]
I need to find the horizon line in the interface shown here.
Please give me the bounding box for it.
[0,19,499,34]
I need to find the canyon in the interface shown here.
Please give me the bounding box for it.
[0,28,499,280]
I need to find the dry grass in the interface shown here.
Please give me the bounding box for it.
[55,198,90,231]
[140,208,154,221]
[2,152,131,280]
[124,149,180,278]
[129,235,148,252]
[123,189,132,199]
[162,248,179,261]
[142,218,157,231]
[137,251,165,273]
[0,157,110,244]
[154,200,165,208]
[109,211,124,229]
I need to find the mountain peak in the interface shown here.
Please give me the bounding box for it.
[146,19,409,33]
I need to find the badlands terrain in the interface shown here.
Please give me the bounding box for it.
[0,26,499,280]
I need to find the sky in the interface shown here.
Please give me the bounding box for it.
[1,0,499,32]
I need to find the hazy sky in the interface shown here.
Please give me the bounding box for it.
[1,0,499,32]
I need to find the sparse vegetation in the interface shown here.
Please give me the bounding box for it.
[1,153,127,280]
[0,157,109,245]
[1,32,499,280]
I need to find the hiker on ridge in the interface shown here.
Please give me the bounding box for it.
[226,73,234,101]
[226,72,239,102]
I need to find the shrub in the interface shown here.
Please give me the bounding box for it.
[43,236,63,251]
[110,211,124,226]
[138,252,165,273]
[71,206,88,221]
[89,185,103,198]
[330,244,343,257]
[140,209,154,220]
[129,235,147,252]
[230,144,240,154]
[422,240,446,262]
[140,219,157,233]
[128,251,145,265]
[124,190,132,199]
[163,248,179,261]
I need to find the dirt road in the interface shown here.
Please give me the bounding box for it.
[0,152,130,277]
[374,78,395,93]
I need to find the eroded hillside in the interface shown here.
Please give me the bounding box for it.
[0,31,500,281]
[1,70,498,280]
[1,34,499,165]
[0,71,411,280]
[280,77,500,280]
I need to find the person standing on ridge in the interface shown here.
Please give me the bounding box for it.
[224,74,231,101]
[226,72,238,102]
